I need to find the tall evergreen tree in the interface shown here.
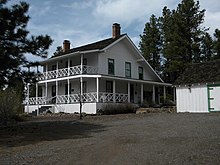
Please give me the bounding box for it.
[213,29,220,59]
[139,14,162,73]
[201,32,213,61]
[0,0,53,88]
[160,0,206,82]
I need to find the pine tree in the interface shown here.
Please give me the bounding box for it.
[0,0,53,88]
[161,0,206,82]
[201,32,213,61]
[53,46,63,56]
[213,29,220,59]
[139,14,162,73]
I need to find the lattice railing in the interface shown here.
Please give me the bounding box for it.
[82,92,97,102]
[82,66,98,74]
[69,94,80,103]
[25,92,128,105]
[57,68,68,78]
[37,65,98,81]
[99,92,114,102]
[99,92,128,103]
[27,97,46,105]
[56,95,69,104]
[47,70,57,79]
[115,93,128,102]
[69,65,81,76]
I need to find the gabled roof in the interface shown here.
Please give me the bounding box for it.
[174,60,220,85]
[51,34,126,58]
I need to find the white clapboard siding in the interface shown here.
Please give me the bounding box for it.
[176,85,209,113]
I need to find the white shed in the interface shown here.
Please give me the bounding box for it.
[175,60,220,113]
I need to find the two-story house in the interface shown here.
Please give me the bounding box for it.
[25,23,171,114]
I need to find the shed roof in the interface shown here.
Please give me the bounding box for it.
[174,60,220,85]
[51,34,126,58]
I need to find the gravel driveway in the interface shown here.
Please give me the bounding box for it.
[0,113,220,165]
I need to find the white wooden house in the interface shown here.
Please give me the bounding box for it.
[24,23,171,114]
[175,60,220,113]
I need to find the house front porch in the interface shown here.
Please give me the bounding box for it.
[24,76,171,115]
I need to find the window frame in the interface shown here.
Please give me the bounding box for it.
[138,66,143,80]
[106,81,113,93]
[108,58,115,75]
[125,62,131,78]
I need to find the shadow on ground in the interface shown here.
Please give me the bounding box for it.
[0,120,106,147]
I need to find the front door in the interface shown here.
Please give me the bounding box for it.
[130,84,134,103]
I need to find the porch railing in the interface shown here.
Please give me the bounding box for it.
[25,92,128,105]
[37,65,98,81]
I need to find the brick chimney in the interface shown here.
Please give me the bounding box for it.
[63,40,70,52]
[112,23,121,38]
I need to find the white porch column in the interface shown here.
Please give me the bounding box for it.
[68,58,70,76]
[113,80,116,103]
[81,54,84,74]
[96,77,99,102]
[45,82,48,98]
[46,63,48,80]
[163,86,166,102]
[152,85,155,103]
[67,79,70,103]
[36,83,39,116]
[141,83,144,104]
[56,61,59,78]
[56,81,58,103]
[128,82,130,103]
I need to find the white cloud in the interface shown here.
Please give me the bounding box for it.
[62,1,93,10]
[23,0,220,62]
[199,0,220,35]
[93,0,177,27]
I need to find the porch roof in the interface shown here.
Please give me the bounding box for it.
[37,74,171,86]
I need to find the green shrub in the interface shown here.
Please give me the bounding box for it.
[99,103,136,115]
[0,87,23,124]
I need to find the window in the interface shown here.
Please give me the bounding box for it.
[139,67,143,80]
[106,81,113,93]
[52,65,56,70]
[83,81,87,93]
[125,62,131,78]
[83,58,87,65]
[108,59,114,75]
[65,60,72,68]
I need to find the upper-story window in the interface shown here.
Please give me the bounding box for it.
[139,66,143,80]
[83,58,87,65]
[108,58,115,75]
[125,62,131,78]
[65,60,72,68]
[52,65,56,70]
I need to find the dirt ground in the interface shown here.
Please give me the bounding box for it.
[0,113,220,165]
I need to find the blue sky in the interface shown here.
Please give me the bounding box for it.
[9,0,220,61]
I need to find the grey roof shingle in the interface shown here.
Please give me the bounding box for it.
[51,34,126,58]
[174,60,220,85]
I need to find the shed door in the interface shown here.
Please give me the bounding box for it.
[208,85,220,111]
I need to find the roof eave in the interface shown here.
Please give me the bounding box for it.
[39,49,101,64]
